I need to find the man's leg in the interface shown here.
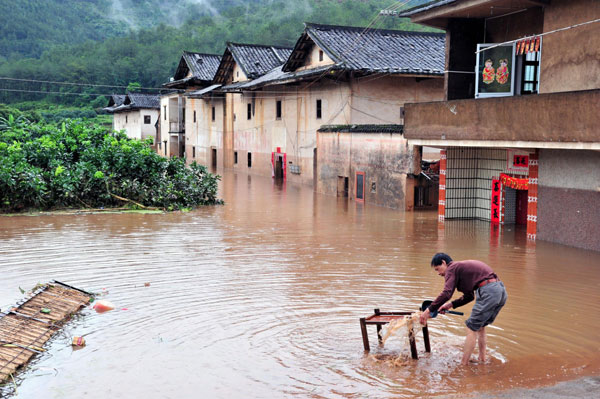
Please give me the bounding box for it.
[461,327,478,365]
[477,327,486,362]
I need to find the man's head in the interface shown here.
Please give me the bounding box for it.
[431,253,453,276]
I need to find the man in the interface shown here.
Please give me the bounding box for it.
[419,253,507,365]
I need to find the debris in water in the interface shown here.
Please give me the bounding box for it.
[144,282,151,287]
[93,300,115,313]
[71,336,86,347]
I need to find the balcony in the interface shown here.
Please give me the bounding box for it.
[404,89,600,147]
[169,121,184,134]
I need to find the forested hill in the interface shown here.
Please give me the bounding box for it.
[0,0,435,107]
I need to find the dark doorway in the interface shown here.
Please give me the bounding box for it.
[356,172,365,202]
[211,148,217,169]
[337,176,349,197]
[516,189,528,225]
[275,156,284,180]
[313,148,317,190]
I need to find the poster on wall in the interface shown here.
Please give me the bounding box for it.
[506,149,530,173]
[475,43,516,98]
[491,178,501,224]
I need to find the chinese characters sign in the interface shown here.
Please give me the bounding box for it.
[491,178,501,224]
[507,149,530,173]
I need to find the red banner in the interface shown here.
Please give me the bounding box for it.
[500,173,529,190]
[491,178,501,224]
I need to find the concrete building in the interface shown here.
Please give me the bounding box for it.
[187,42,293,171]
[401,0,600,251]
[160,51,221,158]
[198,24,445,210]
[104,93,160,142]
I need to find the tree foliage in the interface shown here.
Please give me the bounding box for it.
[0,118,222,212]
[0,0,436,107]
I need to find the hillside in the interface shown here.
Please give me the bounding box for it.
[0,0,436,108]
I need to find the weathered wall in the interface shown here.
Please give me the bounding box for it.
[113,111,142,140]
[140,110,159,141]
[297,43,335,71]
[404,89,600,143]
[159,94,178,158]
[316,131,412,209]
[350,75,444,124]
[540,0,600,94]
[537,149,600,251]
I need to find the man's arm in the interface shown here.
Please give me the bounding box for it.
[451,291,474,308]
[428,272,456,313]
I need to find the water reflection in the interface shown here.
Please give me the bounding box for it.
[0,170,599,398]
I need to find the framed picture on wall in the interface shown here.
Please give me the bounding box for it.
[475,43,516,98]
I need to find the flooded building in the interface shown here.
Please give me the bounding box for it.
[104,93,160,142]
[401,0,600,251]
[188,43,293,171]
[202,24,445,204]
[160,52,221,158]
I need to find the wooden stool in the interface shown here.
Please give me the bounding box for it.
[359,308,431,359]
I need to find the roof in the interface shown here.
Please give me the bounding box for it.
[107,94,126,107]
[104,93,160,113]
[164,52,222,88]
[213,43,293,83]
[186,84,222,98]
[318,124,404,134]
[224,64,339,91]
[398,0,457,17]
[283,23,445,75]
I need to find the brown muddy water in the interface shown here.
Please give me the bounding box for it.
[1,171,599,398]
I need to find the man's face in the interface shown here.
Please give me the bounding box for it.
[433,260,447,276]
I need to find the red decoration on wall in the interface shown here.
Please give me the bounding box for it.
[516,37,541,55]
[500,173,529,190]
[491,178,501,224]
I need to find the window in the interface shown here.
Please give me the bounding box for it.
[163,106,166,120]
[316,99,322,119]
[399,106,405,121]
[276,100,282,119]
[319,50,324,62]
[125,115,128,123]
[144,115,151,124]
[212,106,215,121]
[248,152,252,168]
[356,172,365,202]
[192,146,196,158]
[193,110,196,123]
[247,103,252,120]
[234,151,238,164]
[520,51,540,95]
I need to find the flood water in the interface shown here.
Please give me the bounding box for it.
[1,171,599,398]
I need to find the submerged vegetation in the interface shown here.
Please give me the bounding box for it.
[0,117,221,212]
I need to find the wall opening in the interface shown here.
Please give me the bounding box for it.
[248,152,252,168]
[356,172,365,203]
[275,156,284,180]
[337,176,349,197]
[234,151,238,164]
[211,148,217,169]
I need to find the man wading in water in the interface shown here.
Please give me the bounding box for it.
[419,253,507,365]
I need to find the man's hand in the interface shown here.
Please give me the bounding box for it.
[439,302,453,314]
[419,308,431,325]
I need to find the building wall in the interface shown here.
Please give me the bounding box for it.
[537,149,600,251]
[140,110,159,141]
[540,0,600,94]
[350,75,444,124]
[159,93,179,158]
[187,96,224,167]
[113,111,142,140]
[316,131,412,209]
[297,44,335,71]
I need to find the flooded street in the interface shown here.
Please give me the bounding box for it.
[1,171,599,398]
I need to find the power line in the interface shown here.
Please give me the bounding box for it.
[0,77,165,91]
[0,88,114,97]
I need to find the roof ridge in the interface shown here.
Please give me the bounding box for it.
[227,41,293,50]
[183,51,222,57]
[304,22,444,37]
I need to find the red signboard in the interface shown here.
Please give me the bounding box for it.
[491,178,501,224]
[513,154,529,169]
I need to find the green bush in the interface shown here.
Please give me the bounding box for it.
[0,117,222,212]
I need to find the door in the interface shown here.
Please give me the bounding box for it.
[356,172,365,203]
[516,189,528,225]
[212,148,217,169]
[275,156,284,180]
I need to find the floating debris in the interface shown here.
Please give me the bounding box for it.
[92,300,115,313]
[0,281,92,383]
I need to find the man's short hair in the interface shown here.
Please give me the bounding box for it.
[431,253,453,266]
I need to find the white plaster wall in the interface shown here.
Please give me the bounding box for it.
[140,110,159,141]
[113,111,141,140]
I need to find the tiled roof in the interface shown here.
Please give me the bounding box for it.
[284,23,445,75]
[105,93,160,113]
[398,0,457,17]
[230,43,293,78]
[108,94,126,107]
[318,124,404,134]
[214,43,293,83]
[164,52,221,87]
[228,64,339,91]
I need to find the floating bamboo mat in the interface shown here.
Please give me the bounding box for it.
[0,281,92,383]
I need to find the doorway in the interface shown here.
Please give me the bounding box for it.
[211,148,217,169]
[355,172,365,203]
[337,176,349,197]
[516,189,528,225]
[275,155,284,180]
